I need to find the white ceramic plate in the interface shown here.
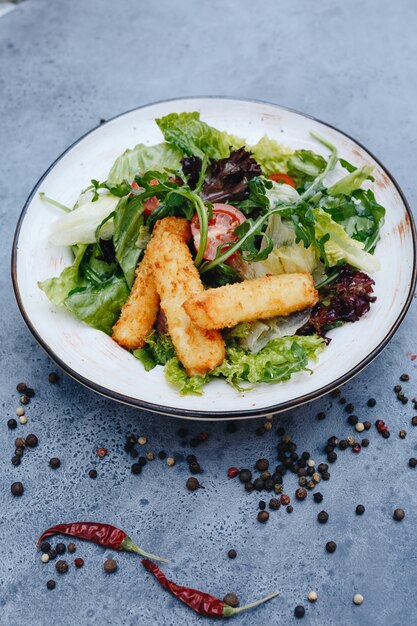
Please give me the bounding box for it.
[12,98,417,419]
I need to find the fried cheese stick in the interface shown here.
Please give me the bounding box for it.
[147,232,225,376]
[183,273,318,330]
[112,217,191,350]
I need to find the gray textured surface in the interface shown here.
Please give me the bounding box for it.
[1,0,417,624]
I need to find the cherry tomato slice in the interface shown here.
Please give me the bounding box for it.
[191,203,246,261]
[268,172,296,188]
[131,180,161,216]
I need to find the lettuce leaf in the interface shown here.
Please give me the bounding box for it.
[250,135,294,175]
[64,276,129,335]
[107,142,183,186]
[313,207,380,273]
[327,164,374,196]
[156,112,243,160]
[212,335,325,389]
[113,195,145,287]
[234,310,311,354]
[133,331,176,371]
[38,244,88,307]
[287,150,327,185]
[164,358,209,395]
[48,193,120,246]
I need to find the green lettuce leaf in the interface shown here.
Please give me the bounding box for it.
[64,276,129,335]
[107,142,183,186]
[38,244,88,306]
[287,150,327,185]
[313,207,380,273]
[327,164,374,196]
[156,112,243,160]
[250,135,294,175]
[212,335,325,390]
[133,331,176,371]
[164,358,209,395]
[113,195,145,287]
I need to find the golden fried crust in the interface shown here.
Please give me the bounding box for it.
[183,273,318,330]
[147,232,225,376]
[112,217,191,350]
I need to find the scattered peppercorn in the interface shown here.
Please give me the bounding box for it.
[7,418,17,430]
[88,469,97,479]
[146,451,155,461]
[48,372,59,384]
[347,435,355,446]
[269,498,280,510]
[131,463,141,475]
[255,458,269,472]
[295,487,307,501]
[11,456,21,466]
[367,398,376,407]
[281,494,290,505]
[48,549,57,560]
[166,457,176,467]
[316,412,326,420]
[393,508,405,521]
[96,447,107,458]
[294,605,305,618]
[15,406,25,417]
[253,478,264,491]
[223,593,239,608]
[331,388,341,398]
[307,591,318,603]
[355,423,365,433]
[67,543,76,554]
[41,553,50,564]
[257,511,269,523]
[157,451,167,460]
[16,382,27,393]
[346,403,355,413]
[313,492,323,503]
[19,415,28,425]
[49,457,61,469]
[11,481,24,496]
[353,594,364,605]
[400,373,410,382]
[20,395,30,405]
[47,579,56,590]
[25,434,38,448]
[15,447,24,458]
[138,456,147,467]
[327,451,337,463]
[352,443,361,453]
[361,439,369,448]
[56,543,66,555]
[103,559,117,574]
[138,436,147,445]
[348,415,359,426]
[317,511,329,524]
[186,477,201,491]
[317,463,328,474]
[264,421,273,431]
[55,560,69,574]
[25,388,35,398]
[381,431,390,439]
[321,471,331,481]
[356,504,365,515]
[286,505,294,513]
[258,500,266,510]
[399,430,407,439]
[325,541,337,553]
[227,549,237,559]
[41,541,51,553]
[74,558,84,568]
[245,482,254,493]
[394,385,402,393]
[363,421,372,430]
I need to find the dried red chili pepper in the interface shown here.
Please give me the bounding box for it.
[141,559,278,618]
[37,523,166,563]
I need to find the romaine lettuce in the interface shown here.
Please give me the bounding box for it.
[250,135,294,175]
[38,244,88,307]
[327,164,374,196]
[113,195,145,287]
[164,358,209,395]
[107,142,183,186]
[287,150,327,185]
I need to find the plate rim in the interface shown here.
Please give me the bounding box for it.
[11,96,417,419]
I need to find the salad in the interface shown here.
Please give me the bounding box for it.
[39,112,384,395]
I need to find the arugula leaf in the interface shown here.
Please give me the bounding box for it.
[287,150,327,185]
[113,195,145,287]
[327,164,375,196]
[64,276,129,335]
[38,244,88,306]
[107,142,183,187]
[156,112,243,160]
[80,243,118,285]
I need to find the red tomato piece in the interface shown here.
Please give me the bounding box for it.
[268,172,296,188]
[191,203,246,261]
[144,195,160,216]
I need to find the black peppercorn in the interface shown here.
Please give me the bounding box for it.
[46,579,56,590]
[393,508,405,521]
[11,481,24,496]
[11,455,21,466]
[361,439,370,448]
[356,504,365,515]
[15,447,24,458]
[316,411,326,420]
[382,430,390,439]
[326,541,337,553]
[88,469,97,479]
[327,451,337,463]
[257,511,269,523]
[186,454,197,464]
[294,605,305,618]
[40,541,51,553]
[238,469,252,483]
[25,434,38,448]
[7,418,17,430]
[409,458,417,468]
[157,451,167,460]
[103,559,117,574]
[25,388,35,398]
[339,397,347,404]
[411,417,417,426]
[318,510,329,524]
[56,543,66,555]
[363,421,372,431]
[313,492,323,503]
[227,549,237,559]
[138,456,147,467]
[186,477,201,491]
[324,444,335,454]
[295,487,307,500]
[131,463,141,475]
[16,382,27,392]
[286,505,294,513]
[56,560,69,574]
[253,478,264,491]
[347,415,359,426]
[49,457,61,469]
[245,482,254,492]
[269,498,280,510]
[48,549,57,560]
[20,395,30,405]
[255,458,269,472]
[189,462,201,474]
[367,398,376,407]
[48,372,59,384]
[346,403,355,413]
[258,500,266,510]
[67,543,76,554]
[400,373,410,382]
[317,463,328,473]
[399,430,407,439]
[321,471,331,480]
[331,387,341,398]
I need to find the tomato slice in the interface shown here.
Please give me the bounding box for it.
[268,172,296,188]
[191,203,246,261]
[130,180,161,216]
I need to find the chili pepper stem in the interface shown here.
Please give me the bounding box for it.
[121,536,168,563]
[223,591,279,617]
